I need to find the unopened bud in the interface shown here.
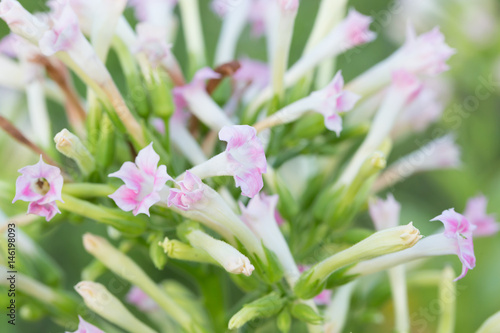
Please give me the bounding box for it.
[54,129,95,175]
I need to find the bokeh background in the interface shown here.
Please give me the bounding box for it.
[1,0,500,332]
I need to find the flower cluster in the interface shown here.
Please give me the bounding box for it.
[2,1,498,333]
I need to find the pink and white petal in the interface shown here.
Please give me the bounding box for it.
[323,112,343,136]
[167,189,189,210]
[329,71,344,93]
[68,315,104,333]
[109,161,144,192]
[108,185,139,212]
[336,91,361,112]
[132,191,161,216]
[314,289,332,305]
[219,125,258,150]
[454,265,469,281]
[28,201,61,221]
[235,171,263,198]
[13,175,42,203]
[153,164,172,192]
[40,175,64,204]
[135,143,160,176]
[431,208,461,237]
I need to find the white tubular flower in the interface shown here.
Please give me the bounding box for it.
[186,229,255,276]
[254,71,360,136]
[0,0,49,44]
[240,193,300,284]
[64,0,127,60]
[186,125,267,198]
[247,8,375,112]
[0,35,51,149]
[352,209,476,281]
[166,172,266,260]
[324,281,356,333]
[369,194,401,230]
[347,24,455,96]
[0,54,24,89]
[173,67,233,131]
[373,134,461,192]
[285,9,376,85]
[271,0,299,97]
[75,281,157,333]
[338,70,422,187]
[214,0,251,65]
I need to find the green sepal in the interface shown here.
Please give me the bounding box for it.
[289,303,323,325]
[177,220,204,243]
[149,233,167,270]
[290,113,325,140]
[293,268,326,300]
[277,309,292,333]
[229,273,262,293]
[228,292,286,329]
[325,264,359,289]
[252,243,284,284]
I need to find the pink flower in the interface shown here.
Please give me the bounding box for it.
[393,84,444,136]
[0,0,49,43]
[66,315,103,333]
[167,171,204,211]
[0,34,17,57]
[431,209,476,280]
[134,23,171,66]
[126,286,159,312]
[464,195,499,237]
[173,67,232,131]
[369,194,401,230]
[39,0,81,56]
[178,67,220,93]
[399,26,455,76]
[233,58,270,88]
[309,71,360,135]
[248,0,267,37]
[219,125,267,197]
[109,143,171,216]
[342,9,376,48]
[129,0,178,24]
[313,289,332,306]
[211,0,235,17]
[278,0,299,12]
[240,193,279,231]
[13,156,64,222]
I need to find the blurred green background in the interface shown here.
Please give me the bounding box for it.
[1,0,500,332]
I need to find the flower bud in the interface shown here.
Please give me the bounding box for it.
[158,237,216,264]
[54,129,95,175]
[74,281,156,333]
[186,229,255,276]
[294,223,421,299]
